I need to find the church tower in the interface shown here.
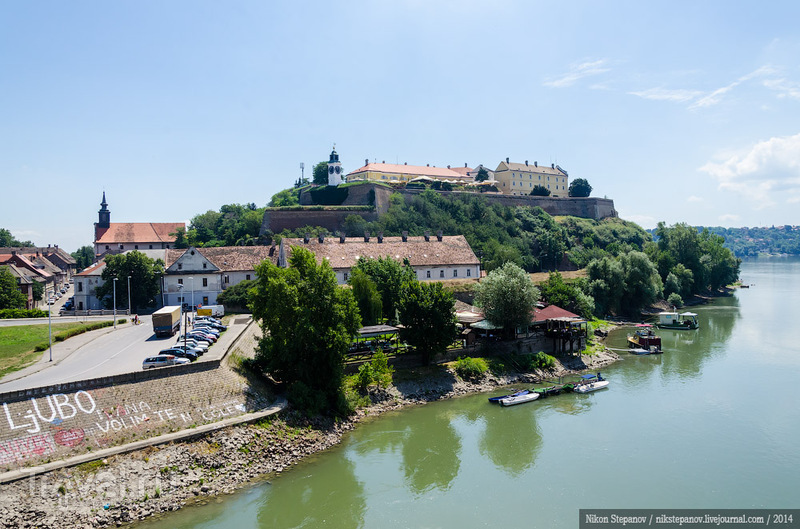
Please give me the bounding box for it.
[327,146,343,186]
[95,192,111,241]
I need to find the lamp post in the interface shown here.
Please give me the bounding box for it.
[48,297,53,362]
[127,275,131,316]
[177,284,185,343]
[189,276,195,317]
[113,277,118,329]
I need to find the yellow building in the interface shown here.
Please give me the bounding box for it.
[494,158,569,196]
[346,161,472,185]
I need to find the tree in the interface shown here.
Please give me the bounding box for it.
[397,280,458,365]
[171,227,189,249]
[348,268,382,326]
[530,185,551,196]
[270,188,300,207]
[538,272,595,319]
[475,167,490,182]
[586,256,625,315]
[94,251,164,311]
[353,257,415,323]
[32,280,44,303]
[0,228,34,247]
[71,246,95,270]
[312,161,329,186]
[251,247,360,415]
[568,178,592,197]
[474,262,539,337]
[618,251,663,314]
[0,267,27,309]
[216,279,255,311]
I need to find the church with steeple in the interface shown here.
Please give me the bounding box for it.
[92,192,185,258]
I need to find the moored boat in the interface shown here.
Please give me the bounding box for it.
[488,389,531,403]
[627,324,662,352]
[656,311,699,330]
[572,373,609,393]
[499,392,540,406]
[534,385,565,398]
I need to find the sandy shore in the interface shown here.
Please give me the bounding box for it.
[0,348,618,529]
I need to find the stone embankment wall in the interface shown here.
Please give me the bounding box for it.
[0,325,269,473]
[261,183,616,235]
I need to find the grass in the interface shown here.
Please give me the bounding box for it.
[0,321,113,378]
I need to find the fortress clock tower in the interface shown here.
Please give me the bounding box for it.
[327,145,343,186]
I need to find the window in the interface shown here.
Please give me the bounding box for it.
[202,278,208,287]
[203,296,209,305]
[439,270,445,278]
[426,270,431,278]
[178,278,183,285]
[178,263,182,270]
[453,269,458,278]
[467,269,471,277]
[202,263,207,269]
[246,274,251,280]
[343,272,349,281]
[119,244,123,249]
[105,245,110,250]
[177,296,183,303]
[149,245,153,249]
[135,245,138,249]
[77,282,83,292]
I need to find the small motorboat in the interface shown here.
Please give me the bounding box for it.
[629,347,662,355]
[573,373,609,394]
[627,324,662,352]
[534,385,564,398]
[499,392,540,406]
[488,389,531,403]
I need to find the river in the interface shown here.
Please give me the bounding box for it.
[136,257,800,528]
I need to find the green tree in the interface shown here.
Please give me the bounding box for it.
[71,246,95,270]
[538,271,595,319]
[353,256,415,323]
[0,267,27,309]
[586,256,625,315]
[475,167,490,182]
[397,280,458,365]
[568,178,592,197]
[348,268,382,326]
[251,247,360,415]
[171,227,189,249]
[94,251,165,311]
[0,228,34,247]
[474,262,539,337]
[32,280,44,302]
[269,188,300,207]
[530,185,551,196]
[313,161,329,185]
[619,251,663,314]
[216,279,255,311]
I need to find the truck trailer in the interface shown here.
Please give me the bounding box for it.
[196,305,225,317]
[152,305,181,337]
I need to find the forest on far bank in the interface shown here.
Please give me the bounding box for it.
[686,226,800,257]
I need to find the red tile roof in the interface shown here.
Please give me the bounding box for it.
[165,246,278,271]
[75,261,106,276]
[283,235,479,270]
[449,166,473,176]
[533,304,580,321]
[95,223,185,244]
[347,163,467,180]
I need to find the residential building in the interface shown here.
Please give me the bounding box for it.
[494,158,569,196]
[279,233,480,285]
[163,246,278,308]
[72,261,107,311]
[93,192,184,257]
[0,251,57,308]
[346,161,473,185]
[1,263,35,309]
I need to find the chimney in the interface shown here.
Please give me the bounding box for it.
[339,233,346,243]
[318,234,324,243]
[437,230,443,242]
[402,231,408,242]
[382,160,385,163]
[378,232,384,243]
[525,160,528,166]
[506,157,509,163]
[534,161,537,167]
[404,162,407,165]
[424,231,430,242]
[447,165,450,169]
[552,163,555,168]
[426,163,429,167]
[303,233,310,244]
[364,231,370,242]
[365,158,369,166]
[464,163,467,167]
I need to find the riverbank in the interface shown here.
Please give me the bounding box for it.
[0,348,618,529]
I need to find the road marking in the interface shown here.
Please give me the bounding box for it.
[67,328,149,380]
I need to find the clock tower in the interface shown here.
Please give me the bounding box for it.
[327,145,343,186]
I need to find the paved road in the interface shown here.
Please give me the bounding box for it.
[0,315,235,392]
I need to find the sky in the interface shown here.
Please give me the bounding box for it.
[2,0,800,253]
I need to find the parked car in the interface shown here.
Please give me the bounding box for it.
[195,316,221,324]
[175,339,207,353]
[193,326,220,338]
[142,355,190,369]
[194,322,222,333]
[159,348,198,361]
[197,321,227,331]
[187,330,217,342]
[177,335,210,348]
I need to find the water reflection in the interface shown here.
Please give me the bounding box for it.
[257,455,366,528]
[401,410,462,494]
[478,404,542,476]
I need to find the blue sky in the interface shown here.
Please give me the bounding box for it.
[3,1,800,252]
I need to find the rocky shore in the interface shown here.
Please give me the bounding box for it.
[0,348,618,529]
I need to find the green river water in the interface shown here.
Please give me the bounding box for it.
[138,257,800,528]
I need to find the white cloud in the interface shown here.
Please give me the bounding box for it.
[689,66,776,109]
[686,195,703,203]
[629,88,702,103]
[699,133,800,208]
[763,78,800,100]
[719,214,740,223]
[544,59,610,88]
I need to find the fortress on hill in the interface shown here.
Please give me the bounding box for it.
[260,149,617,236]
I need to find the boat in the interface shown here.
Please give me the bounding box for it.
[656,311,699,330]
[572,373,609,393]
[629,347,662,355]
[499,392,540,406]
[534,385,565,398]
[488,389,531,403]
[627,324,662,352]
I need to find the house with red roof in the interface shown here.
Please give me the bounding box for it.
[93,192,184,258]
[346,161,474,185]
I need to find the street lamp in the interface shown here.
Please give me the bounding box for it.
[48,297,53,362]
[177,284,186,343]
[127,275,131,316]
[189,276,195,316]
[113,277,118,329]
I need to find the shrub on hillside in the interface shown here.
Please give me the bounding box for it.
[454,356,488,379]
[528,351,556,370]
[667,292,683,308]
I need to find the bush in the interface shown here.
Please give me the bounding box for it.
[33,320,116,350]
[0,308,48,319]
[453,356,489,380]
[528,351,556,370]
[353,350,394,393]
[287,381,327,416]
[667,292,683,308]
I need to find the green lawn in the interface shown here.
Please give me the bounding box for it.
[0,322,108,379]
